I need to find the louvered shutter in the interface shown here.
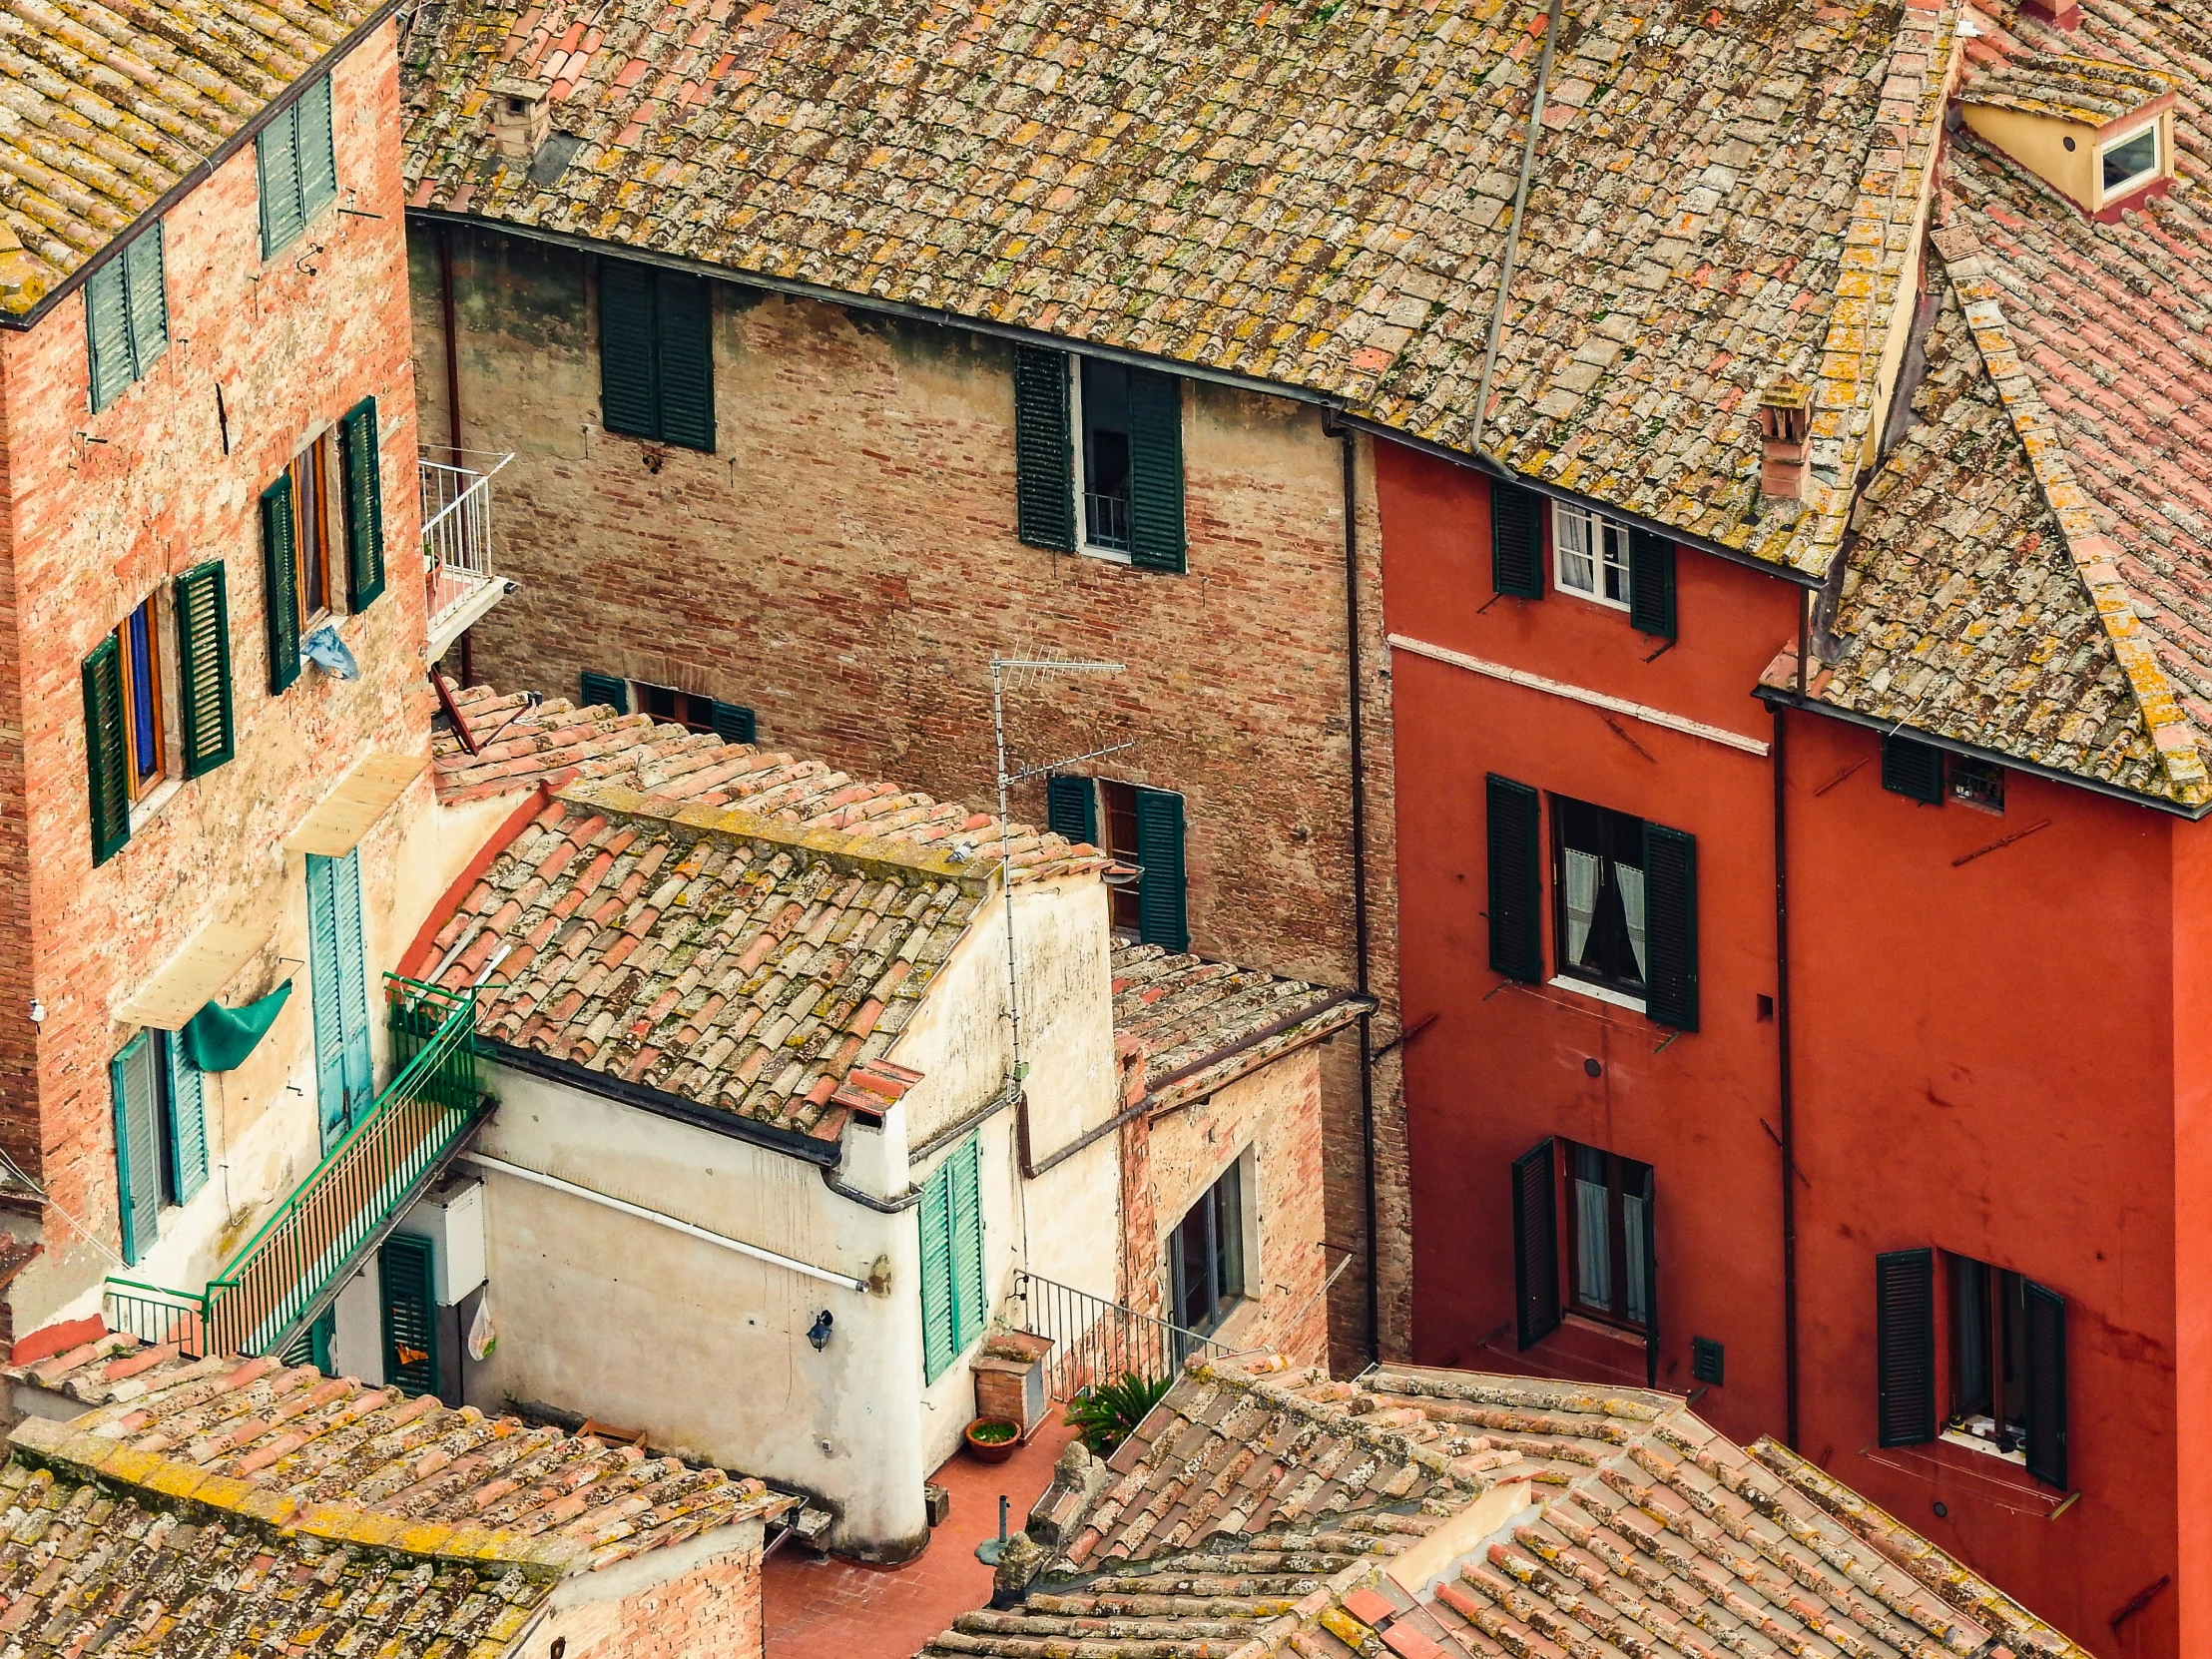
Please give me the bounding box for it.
[332,849,373,1128]
[1013,346,1075,552]
[1628,528,1677,640]
[1133,787,1188,952]
[1491,479,1545,599]
[262,474,300,693]
[1639,1175,1660,1386]
[1511,1138,1560,1350]
[111,1034,162,1266]
[258,102,303,255]
[918,1160,956,1382]
[379,1233,440,1397]
[1642,824,1699,1031]
[709,700,756,744]
[123,224,168,379]
[598,259,660,440]
[1046,776,1097,846]
[165,1032,208,1203]
[2023,1280,2067,1489]
[1882,736,1944,804]
[1128,367,1187,573]
[82,635,131,865]
[1875,1247,1936,1447]
[174,560,235,778]
[580,671,629,714]
[1485,775,1542,983]
[306,853,350,1153]
[85,258,134,412]
[950,1135,985,1353]
[296,75,337,220]
[655,272,716,451]
[340,396,385,611]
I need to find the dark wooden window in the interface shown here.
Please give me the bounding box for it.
[1949,757,2004,812]
[1081,357,1135,553]
[1563,1141,1654,1332]
[1054,353,1185,571]
[1100,780,1141,933]
[1554,797,1649,996]
[290,438,335,625]
[1948,1254,2066,1484]
[1170,1158,1244,1337]
[118,594,166,804]
[616,675,756,743]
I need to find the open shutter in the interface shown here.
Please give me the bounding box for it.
[332,849,373,1126]
[1882,735,1944,804]
[306,853,350,1153]
[85,258,134,412]
[598,259,660,440]
[1127,367,1187,573]
[262,474,300,694]
[709,700,756,745]
[1013,346,1075,552]
[1133,787,1188,952]
[1628,528,1677,640]
[257,102,303,255]
[1491,480,1545,599]
[296,75,337,220]
[1875,1247,1936,1447]
[580,671,629,714]
[340,396,385,611]
[173,560,235,778]
[1511,1138,1560,1350]
[1046,776,1098,847]
[82,636,132,865]
[379,1233,439,1397]
[1485,775,1542,983]
[918,1161,955,1382]
[111,1035,162,1266]
[165,1032,208,1204]
[2023,1280,2067,1489]
[123,224,168,379]
[1639,1173,1660,1385]
[655,272,716,451]
[1642,824,1699,1031]
[950,1135,984,1353]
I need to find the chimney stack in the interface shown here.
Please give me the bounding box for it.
[1757,381,1815,503]
[490,81,552,166]
[2020,0,2081,30]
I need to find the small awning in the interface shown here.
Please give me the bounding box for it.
[283,750,428,856]
[115,919,272,1030]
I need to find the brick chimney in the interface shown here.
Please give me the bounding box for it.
[489,80,552,165]
[1757,381,1815,503]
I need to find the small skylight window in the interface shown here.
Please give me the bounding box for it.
[2100,124,2159,194]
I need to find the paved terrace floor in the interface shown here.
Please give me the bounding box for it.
[765,1416,1079,1659]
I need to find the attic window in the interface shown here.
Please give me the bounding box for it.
[1956,52,2175,219]
[2100,123,2159,194]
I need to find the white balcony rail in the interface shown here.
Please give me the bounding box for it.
[419,446,514,661]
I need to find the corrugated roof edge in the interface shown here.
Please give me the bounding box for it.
[1142,988,1374,1117]
[0,0,404,329]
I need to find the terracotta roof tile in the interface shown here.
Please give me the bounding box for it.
[1111,944,1366,1115]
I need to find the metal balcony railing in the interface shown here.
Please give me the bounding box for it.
[420,446,514,660]
[1084,490,1132,552]
[106,976,484,1360]
[1007,1271,1227,1402]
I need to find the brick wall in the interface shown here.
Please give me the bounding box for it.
[0,27,432,1329]
[521,1524,766,1659]
[411,223,1409,1363]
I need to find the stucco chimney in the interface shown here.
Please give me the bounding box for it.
[2021,0,2080,30]
[489,80,552,166]
[1757,381,1815,502]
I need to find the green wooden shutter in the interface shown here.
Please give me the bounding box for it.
[258,101,303,255]
[950,1135,984,1353]
[332,848,373,1126]
[580,671,629,714]
[1485,775,1542,983]
[296,75,337,220]
[123,223,168,378]
[262,473,300,693]
[709,700,755,744]
[1133,787,1188,952]
[1637,1169,1660,1386]
[599,259,660,440]
[655,272,716,452]
[1013,346,1075,552]
[1491,479,1545,599]
[1882,735,1944,804]
[1875,1247,1936,1447]
[1642,823,1699,1031]
[111,1034,162,1266]
[918,1160,955,1382]
[1127,368,1186,573]
[306,853,350,1153]
[1046,776,1097,846]
[2023,1280,2067,1489]
[164,1031,208,1204]
[1628,528,1676,640]
[1511,1138,1560,1350]
[82,635,132,865]
[174,559,235,779]
[379,1233,440,1397]
[85,257,134,413]
[340,396,386,610]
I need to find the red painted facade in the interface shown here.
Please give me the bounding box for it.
[1377,436,2206,1655]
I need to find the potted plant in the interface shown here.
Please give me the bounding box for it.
[964,1415,1021,1464]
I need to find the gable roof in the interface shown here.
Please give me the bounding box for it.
[1111,942,1366,1115]
[398,0,1954,575]
[927,1355,2091,1659]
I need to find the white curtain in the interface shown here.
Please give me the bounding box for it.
[1575,1176,1611,1309]
[1564,849,1600,968]
[1616,862,1648,980]
[1556,506,1597,593]
[1623,1191,1650,1327]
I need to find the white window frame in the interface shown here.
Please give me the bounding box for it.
[1552,501,1631,612]
[1067,356,1134,567]
[2097,119,2161,201]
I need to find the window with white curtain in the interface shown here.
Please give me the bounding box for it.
[1554,795,1648,996]
[1566,1141,1654,1331]
[1553,501,1631,609]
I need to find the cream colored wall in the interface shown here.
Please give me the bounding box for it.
[1960,105,2097,210]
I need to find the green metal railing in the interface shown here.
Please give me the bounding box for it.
[104,975,482,1359]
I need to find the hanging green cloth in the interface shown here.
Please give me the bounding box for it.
[183,981,293,1072]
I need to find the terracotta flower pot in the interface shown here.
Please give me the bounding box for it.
[964,1417,1021,1463]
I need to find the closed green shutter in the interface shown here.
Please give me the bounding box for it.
[1013,346,1075,552]
[306,852,350,1153]
[82,635,131,865]
[1484,775,1541,983]
[174,560,235,779]
[1133,787,1188,952]
[1642,823,1698,1031]
[1491,480,1545,599]
[1511,1138,1560,1350]
[164,1031,208,1204]
[123,224,168,378]
[340,396,385,610]
[262,474,300,694]
[85,258,134,412]
[918,1160,955,1382]
[709,700,756,744]
[258,102,303,255]
[1882,735,1945,804]
[111,1034,162,1266]
[1127,368,1186,573]
[296,75,337,220]
[1875,1247,1936,1447]
[580,671,629,714]
[950,1134,984,1354]
[1628,528,1677,640]
[656,272,716,452]
[2023,1280,2067,1489]
[599,259,660,440]
[379,1233,439,1397]
[1046,776,1097,846]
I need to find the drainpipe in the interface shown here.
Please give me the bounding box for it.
[1776,594,1807,1448]
[439,224,463,451]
